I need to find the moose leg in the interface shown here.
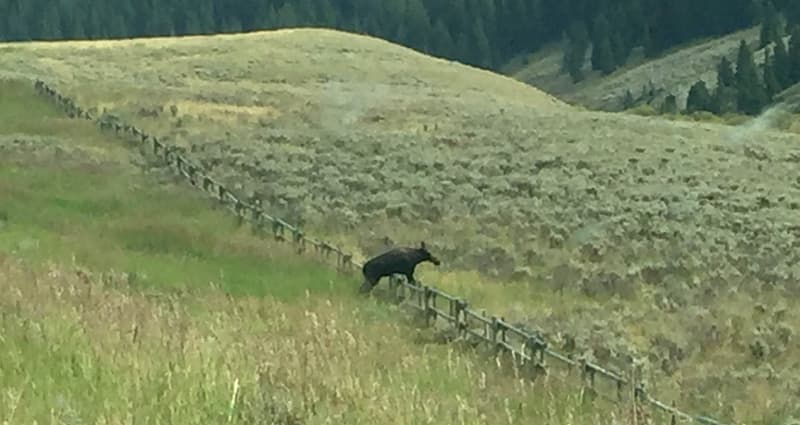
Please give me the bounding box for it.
[404,272,417,287]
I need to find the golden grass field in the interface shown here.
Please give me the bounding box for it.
[2,28,800,423]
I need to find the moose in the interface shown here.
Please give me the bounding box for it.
[359,241,441,293]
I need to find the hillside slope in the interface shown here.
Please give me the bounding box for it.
[0,79,609,425]
[508,26,764,111]
[3,28,800,423]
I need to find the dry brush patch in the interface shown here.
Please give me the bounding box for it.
[0,258,634,425]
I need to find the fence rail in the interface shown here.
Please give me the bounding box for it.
[31,79,732,425]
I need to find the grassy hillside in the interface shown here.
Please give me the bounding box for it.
[2,28,800,423]
[507,26,764,112]
[0,79,619,424]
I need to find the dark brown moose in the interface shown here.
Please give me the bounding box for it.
[359,241,441,293]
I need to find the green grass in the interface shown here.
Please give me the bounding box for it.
[0,78,625,425]
[0,162,345,300]
[0,78,349,301]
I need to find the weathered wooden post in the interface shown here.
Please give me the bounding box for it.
[293,228,305,254]
[423,286,432,327]
[454,299,468,338]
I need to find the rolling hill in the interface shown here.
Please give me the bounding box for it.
[2,28,800,424]
[0,78,608,425]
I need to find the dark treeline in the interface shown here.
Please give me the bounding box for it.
[3,0,800,76]
[676,3,800,117]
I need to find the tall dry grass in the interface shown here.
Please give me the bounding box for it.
[0,256,635,425]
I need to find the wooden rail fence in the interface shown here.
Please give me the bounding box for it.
[32,79,732,425]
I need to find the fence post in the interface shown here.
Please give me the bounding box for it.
[490,316,499,348]
[456,299,468,338]
[234,201,244,227]
[526,335,546,380]
[176,156,185,177]
[671,401,677,425]
[423,286,432,326]
[293,228,305,254]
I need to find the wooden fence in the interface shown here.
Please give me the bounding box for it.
[32,79,732,425]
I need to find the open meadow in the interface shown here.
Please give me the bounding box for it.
[2,28,800,423]
[0,79,626,425]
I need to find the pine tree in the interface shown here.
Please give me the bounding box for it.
[40,4,63,40]
[611,30,628,66]
[717,56,736,88]
[760,1,782,48]
[788,25,800,83]
[713,57,738,114]
[430,18,454,58]
[277,3,299,28]
[763,48,782,101]
[471,19,492,68]
[591,14,615,74]
[686,80,712,113]
[642,22,656,57]
[314,0,338,27]
[735,40,767,115]
[563,20,589,82]
[622,89,635,109]
[660,94,678,114]
[774,35,791,87]
[404,0,432,53]
[592,37,615,74]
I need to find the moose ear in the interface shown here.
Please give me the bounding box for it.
[420,241,426,249]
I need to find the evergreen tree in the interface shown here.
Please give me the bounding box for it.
[714,86,739,114]
[622,89,635,109]
[660,94,678,114]
[763,48,782,101]
[404,0,432,53]
[430,18,454,58]
[591,14,613,73]
[40,4,63,40]
[760,1,782,48]
[642,22,656,57]
[276,3,299,28]
[611,30,628,66]
[773,35,791,87]
[788,25,800,83]
[471,18,492,68]
[592,37,616,75]
[313,0,338,27]
[717,56,736,88]
[563,20,589,82]
[686,80,712,113]
[735,40,767,115]
[713,57,738,113]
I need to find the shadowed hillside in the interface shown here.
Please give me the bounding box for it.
[508,27,764,111]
